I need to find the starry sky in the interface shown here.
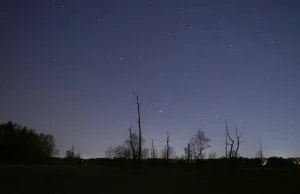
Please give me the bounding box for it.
[1,0,300,158]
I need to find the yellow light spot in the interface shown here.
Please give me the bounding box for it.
[262,158,268,166]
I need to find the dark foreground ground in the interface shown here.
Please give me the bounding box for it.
[0,164,298,194]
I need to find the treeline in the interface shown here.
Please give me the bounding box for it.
[0,121,59,164]
[103,94,300,170]
[85,157,300,169]
[0,120,299,169]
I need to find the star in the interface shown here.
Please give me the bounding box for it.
[120,57,123,60]
[219,21,222,25]
[159,110,162,113]
[167,32,171,35]
[216,116,218,119]
[237,48,240,52]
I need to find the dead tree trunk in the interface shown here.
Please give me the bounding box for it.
[151,138,155,159]
[132,93,143,160]
[187,143,191,162]
[234,125,243,157]
[166,131,170,161]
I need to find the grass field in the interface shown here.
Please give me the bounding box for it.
[1,164,298,194]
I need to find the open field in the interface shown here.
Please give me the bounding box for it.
[1,164,298,194]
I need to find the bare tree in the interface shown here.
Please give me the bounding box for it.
[189,129,211,159]
[126,124,138,159]
[131,93,143,160]
[208,151,217,159]
[124,130,146,159]
[224,121,244,158]
[65,145,81,159]
[105,146,114,159]
[112,145,131,159]
[161,131,175,160]
[161,146,176,159]
[225,121,234,158]
[234,125,243,157]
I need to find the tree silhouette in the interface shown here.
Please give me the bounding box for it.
[112,145,130,159]
[65,145,81,160]
[126,124,137,159]
[234,125,243,157]
[189,129,211,159]
[105,146,114,159]
[225,121,235,158]
[184,143,191,162]
[224,121,243,158]
[131,93,143,161]
[161,131,175,160]
[150,138,158,159]
[0,121,59,163]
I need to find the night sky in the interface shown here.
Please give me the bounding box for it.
[1,0,300,158]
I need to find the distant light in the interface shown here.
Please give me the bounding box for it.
[159,110,162,113]
[120,57,123,60]
[216,116,218,119]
